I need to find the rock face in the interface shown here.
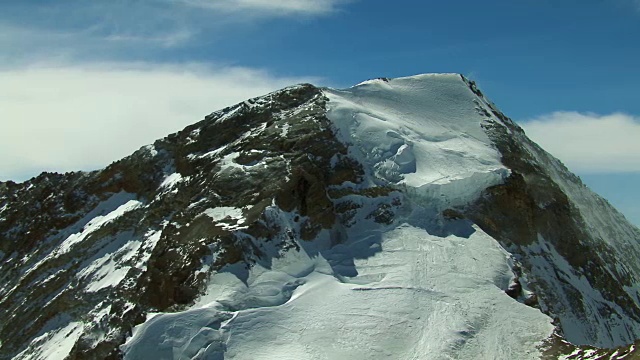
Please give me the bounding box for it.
[0,74,639,360]
[466,84,640,348]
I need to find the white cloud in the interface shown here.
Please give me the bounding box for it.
[520,112,640,173]
[180,0,347,15]
[0,63,316,182]
[0,0,353,61]
[103,29,195,48]
[0,21,195,67]
[0,1,346,182]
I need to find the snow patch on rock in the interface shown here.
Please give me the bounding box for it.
[77,229,162,292]
[15,321,84,360]
[202,207,247,231]
[56,192,143,256]
[159,172,184,191]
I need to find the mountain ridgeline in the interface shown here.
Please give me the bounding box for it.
[1,74,639,360]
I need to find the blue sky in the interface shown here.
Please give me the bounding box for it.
[0,0,639,226]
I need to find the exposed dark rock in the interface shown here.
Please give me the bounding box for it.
[462,76,640,346]
[0,84,395,359]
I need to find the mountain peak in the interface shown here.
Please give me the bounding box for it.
[2,75,640,360]
[352,72,463,87]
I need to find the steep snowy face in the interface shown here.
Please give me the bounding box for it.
[332,75,640,349]
[2,74,640,360]
[462,82,640,348]
[325,74,509,208]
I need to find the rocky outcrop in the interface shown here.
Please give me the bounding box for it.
[0,84,396,359]
[462,76,640,347]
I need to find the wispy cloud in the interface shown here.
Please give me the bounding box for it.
[619,0,640,12]
[0,63,316,181]
[0,24,192,69]
[521,112,640,173]
[0,9,195,65]
[0,0,353,62]
[179,0,348,15]
[103,29,195,48]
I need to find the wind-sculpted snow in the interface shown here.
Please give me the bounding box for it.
[123,207,554,360]
[325,74,506,190]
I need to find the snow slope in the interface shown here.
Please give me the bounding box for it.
[505,124,640,347]
[122,74,556,359]
[325,74,508,201]
[123,210,554,360]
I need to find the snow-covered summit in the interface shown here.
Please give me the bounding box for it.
[326,73,509,209]
[352,73,462,87]
[1,74,640,360]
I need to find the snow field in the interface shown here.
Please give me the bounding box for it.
[122,219,554,359]
[324,74,506,191]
